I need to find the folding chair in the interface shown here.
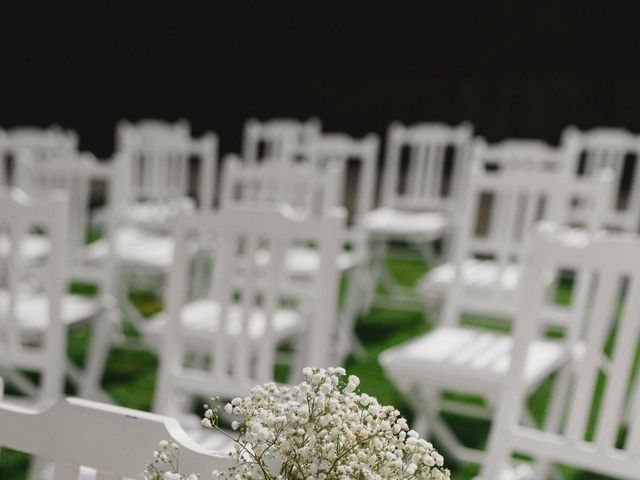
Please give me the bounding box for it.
[151,207,344,436]
[242,117,321,164]
[363,122,473,310]
[0,125,78,166]
[0,192,70,407]
[286,132,380,357]
[115,118,218,230]
[380,164,613,465]
[562,125,640,233]
[113,119,218,338]
[219,156,361,363]
[419,138,604,324]
[0,126,78,260]
[12,153,120,401]
[480,224,640,479]
[0,397,233,479]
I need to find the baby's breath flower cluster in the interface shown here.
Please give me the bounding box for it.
[146,367,450,480]
[143,440,199,480]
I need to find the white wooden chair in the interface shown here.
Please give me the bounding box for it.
[152,207,344,424]
[286,132,380,357]
[0,192,70,406]
[219,156,362,363]
[242,117,321,164]
[11,153,120,401]
[0,397,233,479]
[289,132,380,225]
[380,164,613,465]
[0,125,77,161]
[0,125,78,195]
[220,154,342,217]
[419,140,609,325]
[562,126,640,233]
[479,224,640,479]
[362,122,473,310]
[115,118,218,230]
[113,119,218,338]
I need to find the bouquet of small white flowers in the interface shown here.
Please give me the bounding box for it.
[145,367,450,479]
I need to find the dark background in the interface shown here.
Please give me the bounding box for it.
[2,3,640,158]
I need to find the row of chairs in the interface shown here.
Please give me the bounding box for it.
[1,224,640,479]
[2,118,640,478]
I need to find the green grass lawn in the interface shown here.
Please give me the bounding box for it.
[0,252,618,479]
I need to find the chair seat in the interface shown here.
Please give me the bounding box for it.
[144,299,305,346]
[420,259,520,300]
[0,233,51,262]
[380,326,567,396]
[0,290,102,334]
[363,207,449,242]
[285,247,362,275]
[86,226,174,270]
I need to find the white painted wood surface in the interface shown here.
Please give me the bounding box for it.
[153,207,344,416]
[480,224,640,479]
[242,117,321,164]
[116,119,217,228]
[0,191,69,405]
[563,126,640,233]
[0,397,233,479]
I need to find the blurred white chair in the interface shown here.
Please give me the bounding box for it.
[115,118,218,231]
[286,132,380,358]
[479,225,640,479]
[380,165,613,465]
[242,117,321,164]
[562,126,640,233]
[112,119,218,337]
[362,122,473,310]
[219,156,361,363]
[0,192,70,406]
[0,125,78,192]
[419,140,608,324]
[0,397,233,479]
[152,208,344,426]
[220,153,341,217]
[290,132,380,224]
[12,153,120,400]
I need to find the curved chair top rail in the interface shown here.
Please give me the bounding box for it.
[0,397,233,478]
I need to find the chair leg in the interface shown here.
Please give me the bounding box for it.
[77,307,116,401]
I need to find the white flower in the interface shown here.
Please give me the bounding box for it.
[146,368,449,480]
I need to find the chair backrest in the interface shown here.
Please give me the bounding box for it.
[0,397,233,478]
[116,118,217,211]
[242,117,321,164]
[0,126,78,189]
[13,151,118,288]
[153,208,344,415]
[0,191,68,403]
[473,136,572,173]
[219,154,342,218]
[442,156,613,325]
[380,122,473,213]
[481,224,640,479]
[562,126,640,233]
[289,133,380,225]
[453,157,611,271]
